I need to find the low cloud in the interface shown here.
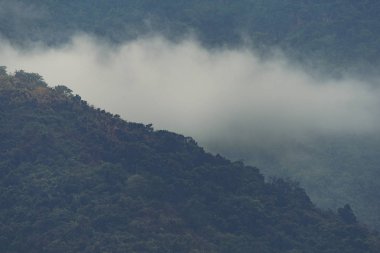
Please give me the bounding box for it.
[1,35,379,148]
[3,34,380,225]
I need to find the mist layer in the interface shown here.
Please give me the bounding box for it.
[1,35,379,142]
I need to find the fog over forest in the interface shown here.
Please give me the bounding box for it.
[1,35,379,136]
[3,1,380,251]
[2,34,380,225]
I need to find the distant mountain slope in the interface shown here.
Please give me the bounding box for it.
[1,68,379,252]
[210,132,380,230]
[1,0,380,74]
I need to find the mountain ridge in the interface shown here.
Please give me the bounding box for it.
[1,68,379,252]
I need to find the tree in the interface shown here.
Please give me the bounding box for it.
[54,85,73,97]
[0,66,7,76]
[14,70,47,88]
[338,204,357,224]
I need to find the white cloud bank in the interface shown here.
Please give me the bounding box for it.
[1,35,379,148]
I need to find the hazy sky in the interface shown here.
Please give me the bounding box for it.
[1,34,379,150]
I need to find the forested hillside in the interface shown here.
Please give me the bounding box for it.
[3,1,380,250]
[211,132,380,230]
[1,0,380,74]
[1,68,380,252]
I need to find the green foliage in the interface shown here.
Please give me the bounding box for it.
[54,85,73,97]
[338,204,357,224]
[239,133,380,229]
[0,66,6,76]
[0,71,379,252]
[14,70,48,88]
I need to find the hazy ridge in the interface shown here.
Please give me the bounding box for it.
[1,0,380,231]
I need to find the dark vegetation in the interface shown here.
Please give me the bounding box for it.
[210,130,380,230]
[1,0,380,75]
[1,68,380,252]
[2,0,380,250]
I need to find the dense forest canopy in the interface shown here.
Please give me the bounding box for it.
[0,0,380,75]
[2,0,380,251]
[1,68,380,252]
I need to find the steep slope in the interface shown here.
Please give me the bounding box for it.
[1,69,379,252]
[2,0,380,234]
[208,132,380,229]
